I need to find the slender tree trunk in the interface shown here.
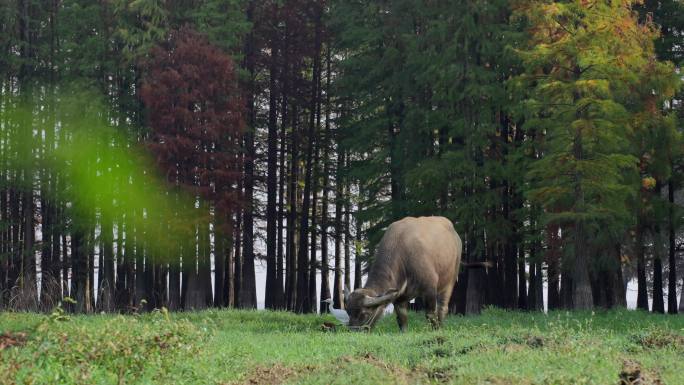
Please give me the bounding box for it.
[168,240,181,311]
[70,229,87,313]
[9,188,20,305]
[652,185,665,314]
[21,171,36,308]
[86,227,95,312]
[501,122,517,310]
[100,213,114,311]
[265,38,280,309]
[309,149,320,313]
[40,190,55,310]
[333,150,345,309]
[560,271,574,309]
[239,0,257,310]
[200,214,213,307]
[636,215,649,311]
[572,129,592,310]
[286,104,299,310]
[354,198,362,290]
[465,229,486,315]
[667,179,677,314]
[225,217,235,307]
[233,188,243,305]
[517,245,527,310]
[344,180,352,292]
[527,233,540,311]
[319,43,332,307]
[679,275,684,313]
[134,210,147,309]
[612,243,627,308]
[214,217,226,307]
[184,205,206,310]
[295,13,322,312]
[309,12,324,313]
[0,179,7,308]
[276,75,287,310]
[115,213,128,310]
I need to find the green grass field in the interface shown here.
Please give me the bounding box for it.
[1,306,683,384]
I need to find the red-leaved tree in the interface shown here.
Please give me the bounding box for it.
[141,27,244,310]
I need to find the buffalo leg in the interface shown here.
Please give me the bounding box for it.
[394,300,409,332]
[424,295,439,329]
[437,284,454,325]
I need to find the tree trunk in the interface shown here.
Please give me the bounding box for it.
[354,205,362,290]
[651,182,665,313]
[465,230,486,315]
[517,245,527,310]
[501,123,517,310]
[528,251,539,311]
[612,243,627,308]
[572,130,593,310]
[200,216,213,308]
[636,216,649,311]
[276,77,287,310]
[214,217,226,307]
[265,36,280,310]
[70,229,87,313]
[86,227,95,312]
[286,103,299,310]
[134,212,147,309]
[560,272,573,309]
[546,224,561,310]
[233,196,243,306]
[40,191,56,310]
[168,246,181,311]
[667,179,677,314]
[319,43,332,307]
[184,210,205,311]
[679,275,684,313]
[225,221,235,307]
[115,213,129,310]
[332,150,345,309]
[21,175,36,308]
[99,213,114,311]
[344,177,352,294]
[239,0,257,310]
[0,184,7,308]
[309,158,319,313]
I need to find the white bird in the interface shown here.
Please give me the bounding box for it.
[322,298,349,325]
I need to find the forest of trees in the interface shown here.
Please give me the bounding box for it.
[1,0,684,315]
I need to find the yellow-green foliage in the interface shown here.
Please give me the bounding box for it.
[2,90,202,262]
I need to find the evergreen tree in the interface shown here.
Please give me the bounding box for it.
[515,0,678,309]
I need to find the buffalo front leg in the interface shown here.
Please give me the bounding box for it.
[394,300,409,332]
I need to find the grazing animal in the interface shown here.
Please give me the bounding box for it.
[344,216,475,331]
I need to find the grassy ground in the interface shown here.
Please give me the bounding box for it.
[1,306,683,385]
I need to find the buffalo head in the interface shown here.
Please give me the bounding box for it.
[344,282,406,330]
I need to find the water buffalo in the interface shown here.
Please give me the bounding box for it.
[344,216,476,331]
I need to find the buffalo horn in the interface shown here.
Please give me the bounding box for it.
[362,281,408,307]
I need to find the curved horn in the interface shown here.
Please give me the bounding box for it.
[362,281,408,307]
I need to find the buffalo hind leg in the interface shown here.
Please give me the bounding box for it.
[424,295,439,329]
[437,284,454,325]
[395,300,409,332]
